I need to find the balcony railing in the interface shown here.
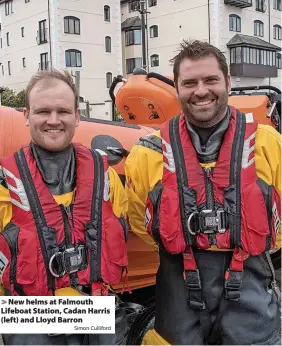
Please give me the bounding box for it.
[36,28,48,45]
[38,61,49,71]
[224,0,252,8]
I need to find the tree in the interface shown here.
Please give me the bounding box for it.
[15,90,26,108]
[1,87,26,108]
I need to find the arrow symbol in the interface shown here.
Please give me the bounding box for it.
[1,300,7,304]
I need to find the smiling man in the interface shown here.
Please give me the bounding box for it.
[125,40,281,345]
[0,70,129,345]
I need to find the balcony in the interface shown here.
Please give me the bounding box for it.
[227,34,281,78]
[36,28,48,45]
[38,61,49,71]
[224,0,252,8]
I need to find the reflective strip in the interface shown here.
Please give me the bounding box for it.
[0,251,8,280]
[241,131,256,169]
[245,113,254,123]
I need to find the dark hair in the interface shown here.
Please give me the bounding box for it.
[25,69,79,109]
[170,39,229,86]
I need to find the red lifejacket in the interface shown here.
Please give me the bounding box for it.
[145,107,281,301]
[0,143,128,296]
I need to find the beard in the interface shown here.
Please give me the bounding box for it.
[180,90,229,128]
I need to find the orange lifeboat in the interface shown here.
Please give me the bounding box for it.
[111,69,281,132]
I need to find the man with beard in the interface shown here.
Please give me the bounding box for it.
[0,70,130,345]
[125,40,281,345]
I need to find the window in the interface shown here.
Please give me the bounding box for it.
[21,27,24,37]
[274,0,281,10]
[106,72,112,88]
[5,1,13,16]
[148,0,157,7]
[40,53,48,70]
[105,36,111,52]
[22,57,26,68]
[8,61,11,75]
[104,5,110,22]
[151,54,159,67]
[128,1,139,12]
[38,20,47,44]
[254,20,264,37]
[126,57,142,74]
[274,25,282,40]
[256,0,265,11]
[229,15,241,32]
[6,32,9,46]
[277,53,281,68]
[64,16,80,35]
[233,47,278,66]
[230,47,242,64]
[125,30,141,45]
[1,38,2,49]
[65,49,82,67]
[150,25,158,38]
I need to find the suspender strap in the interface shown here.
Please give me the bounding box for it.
[183,247,212,343]
[224,248,248,301]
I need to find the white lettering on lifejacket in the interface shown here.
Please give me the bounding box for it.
[162,138,176,173]
[0,251,8,280]
[2,168,30,211]
[145,208,151,230]
[272,202,280,235]
[242,131,256,169]
[103,168,110,201]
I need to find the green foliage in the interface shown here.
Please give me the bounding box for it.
[1,87,26,108]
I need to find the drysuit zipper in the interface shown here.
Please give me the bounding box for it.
[203,167,216,246]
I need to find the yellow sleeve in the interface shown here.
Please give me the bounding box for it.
[109,167,128,218]
[125,136,163,251]
[255,125,281,249]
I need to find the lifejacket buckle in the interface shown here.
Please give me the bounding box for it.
[49,245,88,278]
[187,209,227,235]
[63,245,88,274]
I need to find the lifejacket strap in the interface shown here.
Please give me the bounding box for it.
[224,248,247,301]
[183,248,206,311]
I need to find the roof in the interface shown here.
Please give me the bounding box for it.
[121,16,141,31]
[227,34,281,51]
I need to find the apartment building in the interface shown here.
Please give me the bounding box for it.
[0,0,123,119]
[120,0,282,89]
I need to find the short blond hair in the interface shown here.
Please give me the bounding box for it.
[25,69,79,109]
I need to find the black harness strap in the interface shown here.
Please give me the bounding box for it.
[15,148,56,293]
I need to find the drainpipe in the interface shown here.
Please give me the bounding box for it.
[268,0,271,86]
[146,9,149,72]
[47,0,53,69]
[208,0,211,43]
[140,0,147,70]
